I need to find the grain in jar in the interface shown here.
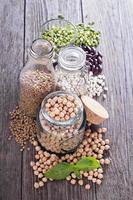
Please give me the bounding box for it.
[19,39,56,117]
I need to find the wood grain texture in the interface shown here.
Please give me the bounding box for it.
[82,0,133,199]
[0,1,24,200]
[0,0,133,199]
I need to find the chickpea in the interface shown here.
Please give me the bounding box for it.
[35,154,40,160]
[100,159,105,165]
[38,150,43,155]
[34,182,39,189]
[33,141,38,146]
[105,139,110,144]
[83,140,88,146]
[63,98,67,105]
[92,178,97,183]
[42,177,47,182]
[39,181,44,187]
[36,162,40,167]
[97,154,103,159]
[100,146,105,151]
[35,146,41,151]
[40,154,44,159]
[85,184,90,190]
[96,179,102,185]
[105,145,110,150]
[102,127,107,133]
[65,115,70,120]
[98,174,103,179]
[104,158,110,164]
[66,176,71,181]
[98,168,103,173]
[38,167,42,172]
[98,149,103,154]
[70,112,76,118]
[78,179,84,186]
[70,179,76,185]
[83,172,88,177]
[33,165,38,171]
[82,152,87,156]
[66,101,72,108]
[57,97,63,104]
[34,171,39,176]
[89,171,94,176]
[30,161,35,167]
[71,173,76,179]
[38,173,43,178]
[101,141,105,146]
[73,158,78,163]
[68,107,73,113]
[88,175,93,180]
[45,103,51,108]
[94,172,98,177]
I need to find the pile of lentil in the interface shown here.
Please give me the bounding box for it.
[30,124,111,189]
[9,106,37,150]
[19,69,55,117]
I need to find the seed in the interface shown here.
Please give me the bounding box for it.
[92,178,97,183]
[70,179,76,185]
[100,159,105,165]
[35,154,40,160]
[34,182,39,189]
[33,165,38,171]
[88,175,93,180]
[96,179,102,185]
[39,181,44,187]
[34,171,39,176]
[104,158,110,164]
[71,173,76,179]
[98,174,103,179]
[85,184,90,190]
[78,179,84,186]
[33,141,38,146]
[35,146,41,151]
[97,168,103,173]
[66,176,71,181]
[105,145,110,150]
[102,128,107,133]
[30,161,35,167]
[42,177,47,182]
[38,173,43,178]
[94,172,98,177]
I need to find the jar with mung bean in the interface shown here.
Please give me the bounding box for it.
[55,46,88,96]
[19,39,56,117]
[36,91,86,154]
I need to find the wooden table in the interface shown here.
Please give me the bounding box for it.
[0,0,133,199]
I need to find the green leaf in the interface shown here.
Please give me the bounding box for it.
[58,15,64,19]
[45,162,73,180]
[75,157,101,171]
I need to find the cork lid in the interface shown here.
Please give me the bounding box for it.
[81,95,109,125]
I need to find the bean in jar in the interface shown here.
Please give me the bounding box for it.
[36,91,86,154]
[19,39,56,117]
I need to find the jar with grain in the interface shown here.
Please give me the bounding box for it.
[55,46,87,96]
[19,39,56,117]
[36,91,86,154]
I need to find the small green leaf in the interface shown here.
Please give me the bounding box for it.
[76,157,101,171]
[45,162,73,180]
[58,15,64,19]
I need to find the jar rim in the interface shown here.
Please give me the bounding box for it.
[58,46,86,71]
[40,91,84,126]
[30,38,54,59]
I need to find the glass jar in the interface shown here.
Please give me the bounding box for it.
[41,19,77,51]
[55,46,88,96]
[36,91,86,154]
[19,39,56,117]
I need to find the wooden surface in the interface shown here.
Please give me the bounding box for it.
[0,0,133,200]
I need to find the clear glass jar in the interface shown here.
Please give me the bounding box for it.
[55,46,88,96]
[19,39,56,117]
[36,91,86,154]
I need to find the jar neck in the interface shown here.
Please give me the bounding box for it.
[29,38,54,61]
[58,46,86,71]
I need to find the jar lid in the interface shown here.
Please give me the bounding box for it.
[58,46,86,71]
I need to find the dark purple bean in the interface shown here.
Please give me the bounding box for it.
[97,56,102,64]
